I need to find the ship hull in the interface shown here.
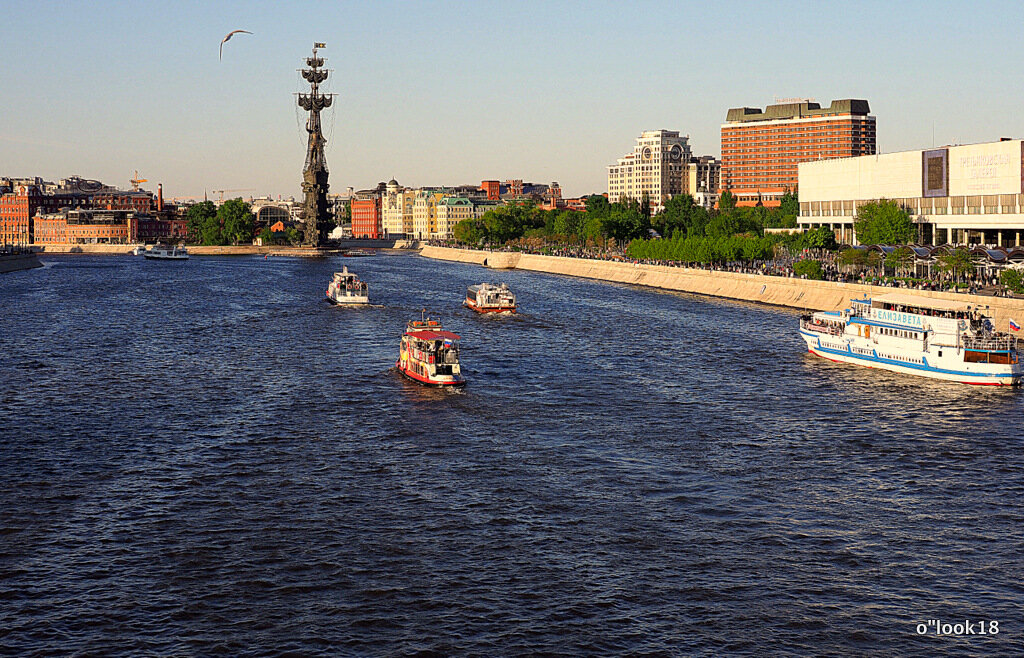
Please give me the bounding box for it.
[0,252,43,274]
[464,298,516,314]
[327,294,369,305]
[800,330,1022,386]
[395,361,465,387]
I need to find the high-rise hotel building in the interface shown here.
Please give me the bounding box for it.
[607,130,692,211]
[721,99,875,208]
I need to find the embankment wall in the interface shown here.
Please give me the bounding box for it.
[33,244,137,254]
[420,245,1024,328]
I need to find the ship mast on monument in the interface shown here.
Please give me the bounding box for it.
[297,42,334,247]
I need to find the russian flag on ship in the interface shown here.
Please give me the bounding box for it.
[1010,319,1021,332]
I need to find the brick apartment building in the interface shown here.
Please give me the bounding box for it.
[351,184,384,239]
[720,99,876,208]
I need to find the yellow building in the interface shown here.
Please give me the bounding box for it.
[412,189,445,239]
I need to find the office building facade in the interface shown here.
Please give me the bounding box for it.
[607,130,692,211]
[798,138,1024,246]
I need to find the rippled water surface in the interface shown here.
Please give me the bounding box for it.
[1,252,1022,656]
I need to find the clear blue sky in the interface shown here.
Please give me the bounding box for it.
[2,0,1023,199]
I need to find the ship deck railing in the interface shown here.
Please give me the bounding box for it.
[800,318,843,336]
[962,335,1017,352]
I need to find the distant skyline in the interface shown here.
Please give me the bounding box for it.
[3,1,1024,199]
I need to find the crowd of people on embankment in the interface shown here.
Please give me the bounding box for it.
[423,240,1017,298]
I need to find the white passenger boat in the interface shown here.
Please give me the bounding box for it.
[799,293,1023,386]
[464,283,516,313]
[132,246,147,256]
[325,266,369,305]
[144,244,189,260]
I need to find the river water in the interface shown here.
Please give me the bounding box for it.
[1,252,1021,656]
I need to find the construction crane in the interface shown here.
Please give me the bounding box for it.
[130,170,147,191]
[212,188,256,203]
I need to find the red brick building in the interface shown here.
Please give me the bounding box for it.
[2,181,157,245]
[351,188,382,239]
[93,191,153,212]
[32,212,68,244]
[480,180,501,201]
[720,99,875,208]
[131,212,188,243]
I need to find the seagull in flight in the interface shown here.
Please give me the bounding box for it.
[219,29,252,60]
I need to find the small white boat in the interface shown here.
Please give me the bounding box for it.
[465,283,516,313]
[326,266,369,305]
[132,246,147,256]
[144,244,189,260]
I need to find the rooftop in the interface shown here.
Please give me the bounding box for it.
[725,99,870,123]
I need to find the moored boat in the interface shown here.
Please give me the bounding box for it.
[799,292,1023,386]
[343,249,375,257]
[326,266,369,305]
[0,247,42,274]
[144,244,189,260]
[465,283,516,313]
[132,245,147,256]
[396,317,465,386]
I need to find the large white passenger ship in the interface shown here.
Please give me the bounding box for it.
[799,293,1022,386]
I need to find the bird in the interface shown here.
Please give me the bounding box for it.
[219,29,252,60]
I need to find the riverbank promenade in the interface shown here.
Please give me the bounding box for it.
[420,245,1024,329]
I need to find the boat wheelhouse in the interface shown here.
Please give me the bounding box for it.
[465,283,516,313]
[799,292,1022,386]
[396,318,465,386]
[326,266,369,305]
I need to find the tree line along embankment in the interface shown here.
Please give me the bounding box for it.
[419,245,1024,329]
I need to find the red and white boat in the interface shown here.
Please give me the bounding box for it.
[396,318,466,386]
[464,283,516,313]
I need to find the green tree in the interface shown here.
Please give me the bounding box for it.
[185,201,216,244]
[583,212,606,245]
[779,189,799,217]
[884,245,915,276]
[854,200,914,244]
[604,205,648,242]
[838,248,867,270]
[585,195,611,218]
[218,198,255,245]
[799,226,838,250]
[258,226,273,245]
[286,227,302,245]
[794,259,824,280]
[199,214,224,245]
[655,193,696,236]
[765,189,799,228]
[999,268,1024,294]
[552,211,583,241]
[453,218,487,245]
[718,189,737,211]
[704,210,743,238]
[937,248,975,283]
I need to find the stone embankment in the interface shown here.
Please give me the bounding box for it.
[420,245,1024,328]
[33,244,137,254]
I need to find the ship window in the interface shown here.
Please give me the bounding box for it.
[964,350,989,364]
